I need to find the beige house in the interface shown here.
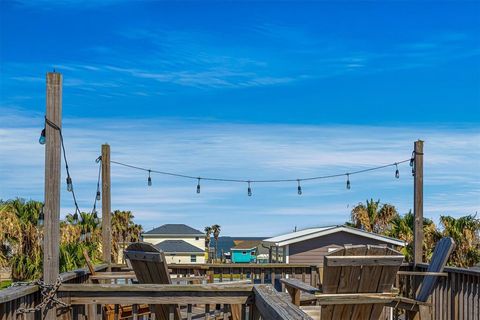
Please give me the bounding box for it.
[142,224,205,264]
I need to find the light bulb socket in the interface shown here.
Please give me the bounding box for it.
[38,212,44,227]
[346,174,351,190]
[196,179,201,194]
[395,169,400,179]
[39,128,46,145]
[147,170,152,186]
[96,191,101,200]
[66,176,73,192]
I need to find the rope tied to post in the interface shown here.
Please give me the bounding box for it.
[11,276,70,314]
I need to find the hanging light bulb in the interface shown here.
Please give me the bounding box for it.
[39,128,46,145]
[196,178,201,194]
[346,174,351,190]
[147,170,152,186]
[297,179,302,195]
[96,190,101,201]
[410,151,415,176]
[80,230,86,241]
[66,176,73,192]
[395,163,400,179]
[247,181,252,196]
[38,206,44,227]
[73,212,79,224]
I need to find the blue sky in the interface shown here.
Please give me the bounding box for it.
[1,1,479,236]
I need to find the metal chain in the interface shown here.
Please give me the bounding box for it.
[11,276,70,314]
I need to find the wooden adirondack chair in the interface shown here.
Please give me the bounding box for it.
[390,237,455,320]
[282,244,404,320]
[82,249,150,320]
[124,243,183,320]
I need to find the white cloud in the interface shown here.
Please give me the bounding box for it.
[1,113,479,235]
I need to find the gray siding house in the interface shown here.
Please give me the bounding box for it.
[264,225,405,266]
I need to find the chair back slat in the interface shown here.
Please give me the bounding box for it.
[416,237,455,302]
[125,242,181,320]
[321,245,403,320]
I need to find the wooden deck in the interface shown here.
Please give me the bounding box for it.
[1,263,479,320]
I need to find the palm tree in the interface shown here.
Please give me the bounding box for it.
[386,211,440,262]
[111,210,143,263]
[211,224,221,262]
[349,199,398,234]
[440,215,480,267]
[0,199,43,280]
[204,226,212,262]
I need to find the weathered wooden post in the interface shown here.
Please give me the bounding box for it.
[101,144,112,266]
[43,72,62,320]
[413,140,424,266]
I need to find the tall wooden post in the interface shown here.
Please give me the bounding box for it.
[43,72,62,320]
[101,144,112,266]
[413,140,424,266]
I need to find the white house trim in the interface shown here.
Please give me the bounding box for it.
[264,225,405,247]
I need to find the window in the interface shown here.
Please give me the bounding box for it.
[195,237,199,240]
[191,255,197,262]
[251,251,255,256]
[242,251,247,255]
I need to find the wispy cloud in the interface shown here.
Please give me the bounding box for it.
[1,110,478,235]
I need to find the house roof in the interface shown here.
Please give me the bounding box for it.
[153,240,204,253]
[231,240,263,250]
[143,224,204,236]
[263,225,405,247]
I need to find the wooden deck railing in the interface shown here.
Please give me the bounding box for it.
[1,263,313,320]
[2,262,479,320]
[165,263,320,290]
[394,263,480,320]
[0,264,107,320]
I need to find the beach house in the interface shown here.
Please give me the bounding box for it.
[141,224,206,264]
[263,225,405,266]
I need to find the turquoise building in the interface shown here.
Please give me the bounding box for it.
[230,241,259,263]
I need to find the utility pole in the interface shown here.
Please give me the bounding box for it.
[413,140,424,266]
[101,144,112,267]
[43,72,62,320]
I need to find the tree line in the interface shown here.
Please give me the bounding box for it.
[0,198,142,281]
[348,199,480,267]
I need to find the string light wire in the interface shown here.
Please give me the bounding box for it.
[109,158,412,185]
[44,117,100,219]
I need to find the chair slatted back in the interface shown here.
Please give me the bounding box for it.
[416,237,455,302]
[124,242,182,320]
[321,245,403,320]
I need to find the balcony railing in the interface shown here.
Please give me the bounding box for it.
[1,262,479,320]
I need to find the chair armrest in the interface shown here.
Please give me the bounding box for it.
[90,272,136,280]
[280,278,319,294]
[387,296,431,310]
[315,292,397,305]
[397,271,448,277]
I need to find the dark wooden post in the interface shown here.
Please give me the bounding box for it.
[43,72,62,320]
[413,140,424,266]
[101,144,112,266]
